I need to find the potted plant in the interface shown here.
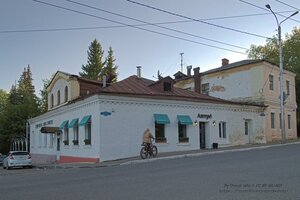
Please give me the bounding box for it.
[84,139,91,145]
[63,140,69,145]
[72,140,78,145]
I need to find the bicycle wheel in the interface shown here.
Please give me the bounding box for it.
[140,147,148,159]
[151,145,158,157]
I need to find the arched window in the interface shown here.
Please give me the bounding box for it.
[57,90,60,105]
[64,86,68,102]
[51,94,54,108]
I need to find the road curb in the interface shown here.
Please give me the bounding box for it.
[121,141,300,165]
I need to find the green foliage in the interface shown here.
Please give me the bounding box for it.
[79,39,118,82]
[103,46,118,83]
[79,39,105,80]
[0,66,40,153]
[39,78,51,113]
[248,27,300,125]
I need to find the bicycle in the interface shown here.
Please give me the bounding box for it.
[140,139,158,159]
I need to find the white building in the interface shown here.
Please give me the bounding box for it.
[29,71,265,164]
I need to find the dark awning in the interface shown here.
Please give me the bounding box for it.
[154,114,170,124]
[177,115,193,125]
[40,126,60,134]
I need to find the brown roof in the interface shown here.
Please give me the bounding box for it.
[97,75,262,106]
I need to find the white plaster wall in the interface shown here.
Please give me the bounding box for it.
[98,95,265,161]
[30,95,101,162]
[30,94,265,163]
[202,66,264,102]
[48,79,71,110]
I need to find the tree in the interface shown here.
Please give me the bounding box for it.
[248,27,300,133]
[39,78,51,113]
[103,46,118,83]
[0,66,40,153]
[79,39,105,80]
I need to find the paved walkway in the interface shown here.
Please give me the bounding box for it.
[34,139,300,170]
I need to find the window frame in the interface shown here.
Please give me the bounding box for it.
[201,83,210,95]
[155,123,166,143]
[84,121,92,145]
[271,112,275,129]
[218,121,226,139]
[269,74,274,91]
[288,114,291,129]
[57,90,61,105]
[286,80,290,96]
[178,123,189,143]
[73,125,79,146]
[64,86,68,102]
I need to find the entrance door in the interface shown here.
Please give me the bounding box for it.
[199,122,206,149]
[244,120,251,144]
[57,133,60,151]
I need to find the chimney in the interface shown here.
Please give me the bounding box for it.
[187,65,192,76]
[222,58,229,66]
[193,67,201,93]
[102,75,107,88]
[136,66,141,78]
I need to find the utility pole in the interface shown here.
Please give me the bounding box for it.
[180,52,184,73]
[266,4,298,144]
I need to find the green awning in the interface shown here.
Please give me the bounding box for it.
[79,115,91,126]
[177,115,193,125]
[154,114,170,124]
[59,120,69,129]
[68,118,79,128]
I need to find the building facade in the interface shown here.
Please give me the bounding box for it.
[174,59,297,142]
[29,71,265,164]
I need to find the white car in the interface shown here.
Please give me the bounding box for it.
[3,151,32,170]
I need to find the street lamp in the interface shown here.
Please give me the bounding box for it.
[266,4,298,144]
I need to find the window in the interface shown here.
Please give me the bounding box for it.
[219,122,226,138]
[288,114,291,129]
[84,121,92,145]
[50,94,54,108]
[279,113,282,129]
[57,90,61,105]
[44,134,47,147]
[286,80,290,96]
[50,134,54,147]
[269,75,274,91]
[73,125,79,145]
[64,127,69,145]
[163,82,172,91]
[244,121,249,135]
[178,124,188,143]
[155,123,166,143]
[201,83,209,95]
[64,86,68,102]
[271,112,275,129]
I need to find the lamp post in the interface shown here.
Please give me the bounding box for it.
[266,4,298,143]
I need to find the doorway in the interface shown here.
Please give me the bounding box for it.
[244,120,251,144]
[199,122,206,149]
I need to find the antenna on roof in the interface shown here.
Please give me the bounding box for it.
[180,52,184,73]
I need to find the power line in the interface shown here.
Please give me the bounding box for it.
[66,0,247,50]
[126,0,270,39]
[32,0,248,55]
[240,0,300,23]
[274,0,300,11]
[0,8,295,35]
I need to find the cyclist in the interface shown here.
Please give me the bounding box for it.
[142,128,154,151]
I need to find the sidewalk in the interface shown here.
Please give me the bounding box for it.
[34,139,300,170]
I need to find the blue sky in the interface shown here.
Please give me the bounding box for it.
[1,0,300,95]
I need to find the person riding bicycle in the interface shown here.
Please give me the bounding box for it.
[142,128,154,151]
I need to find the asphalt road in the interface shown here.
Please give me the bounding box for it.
[0,144,300,200]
